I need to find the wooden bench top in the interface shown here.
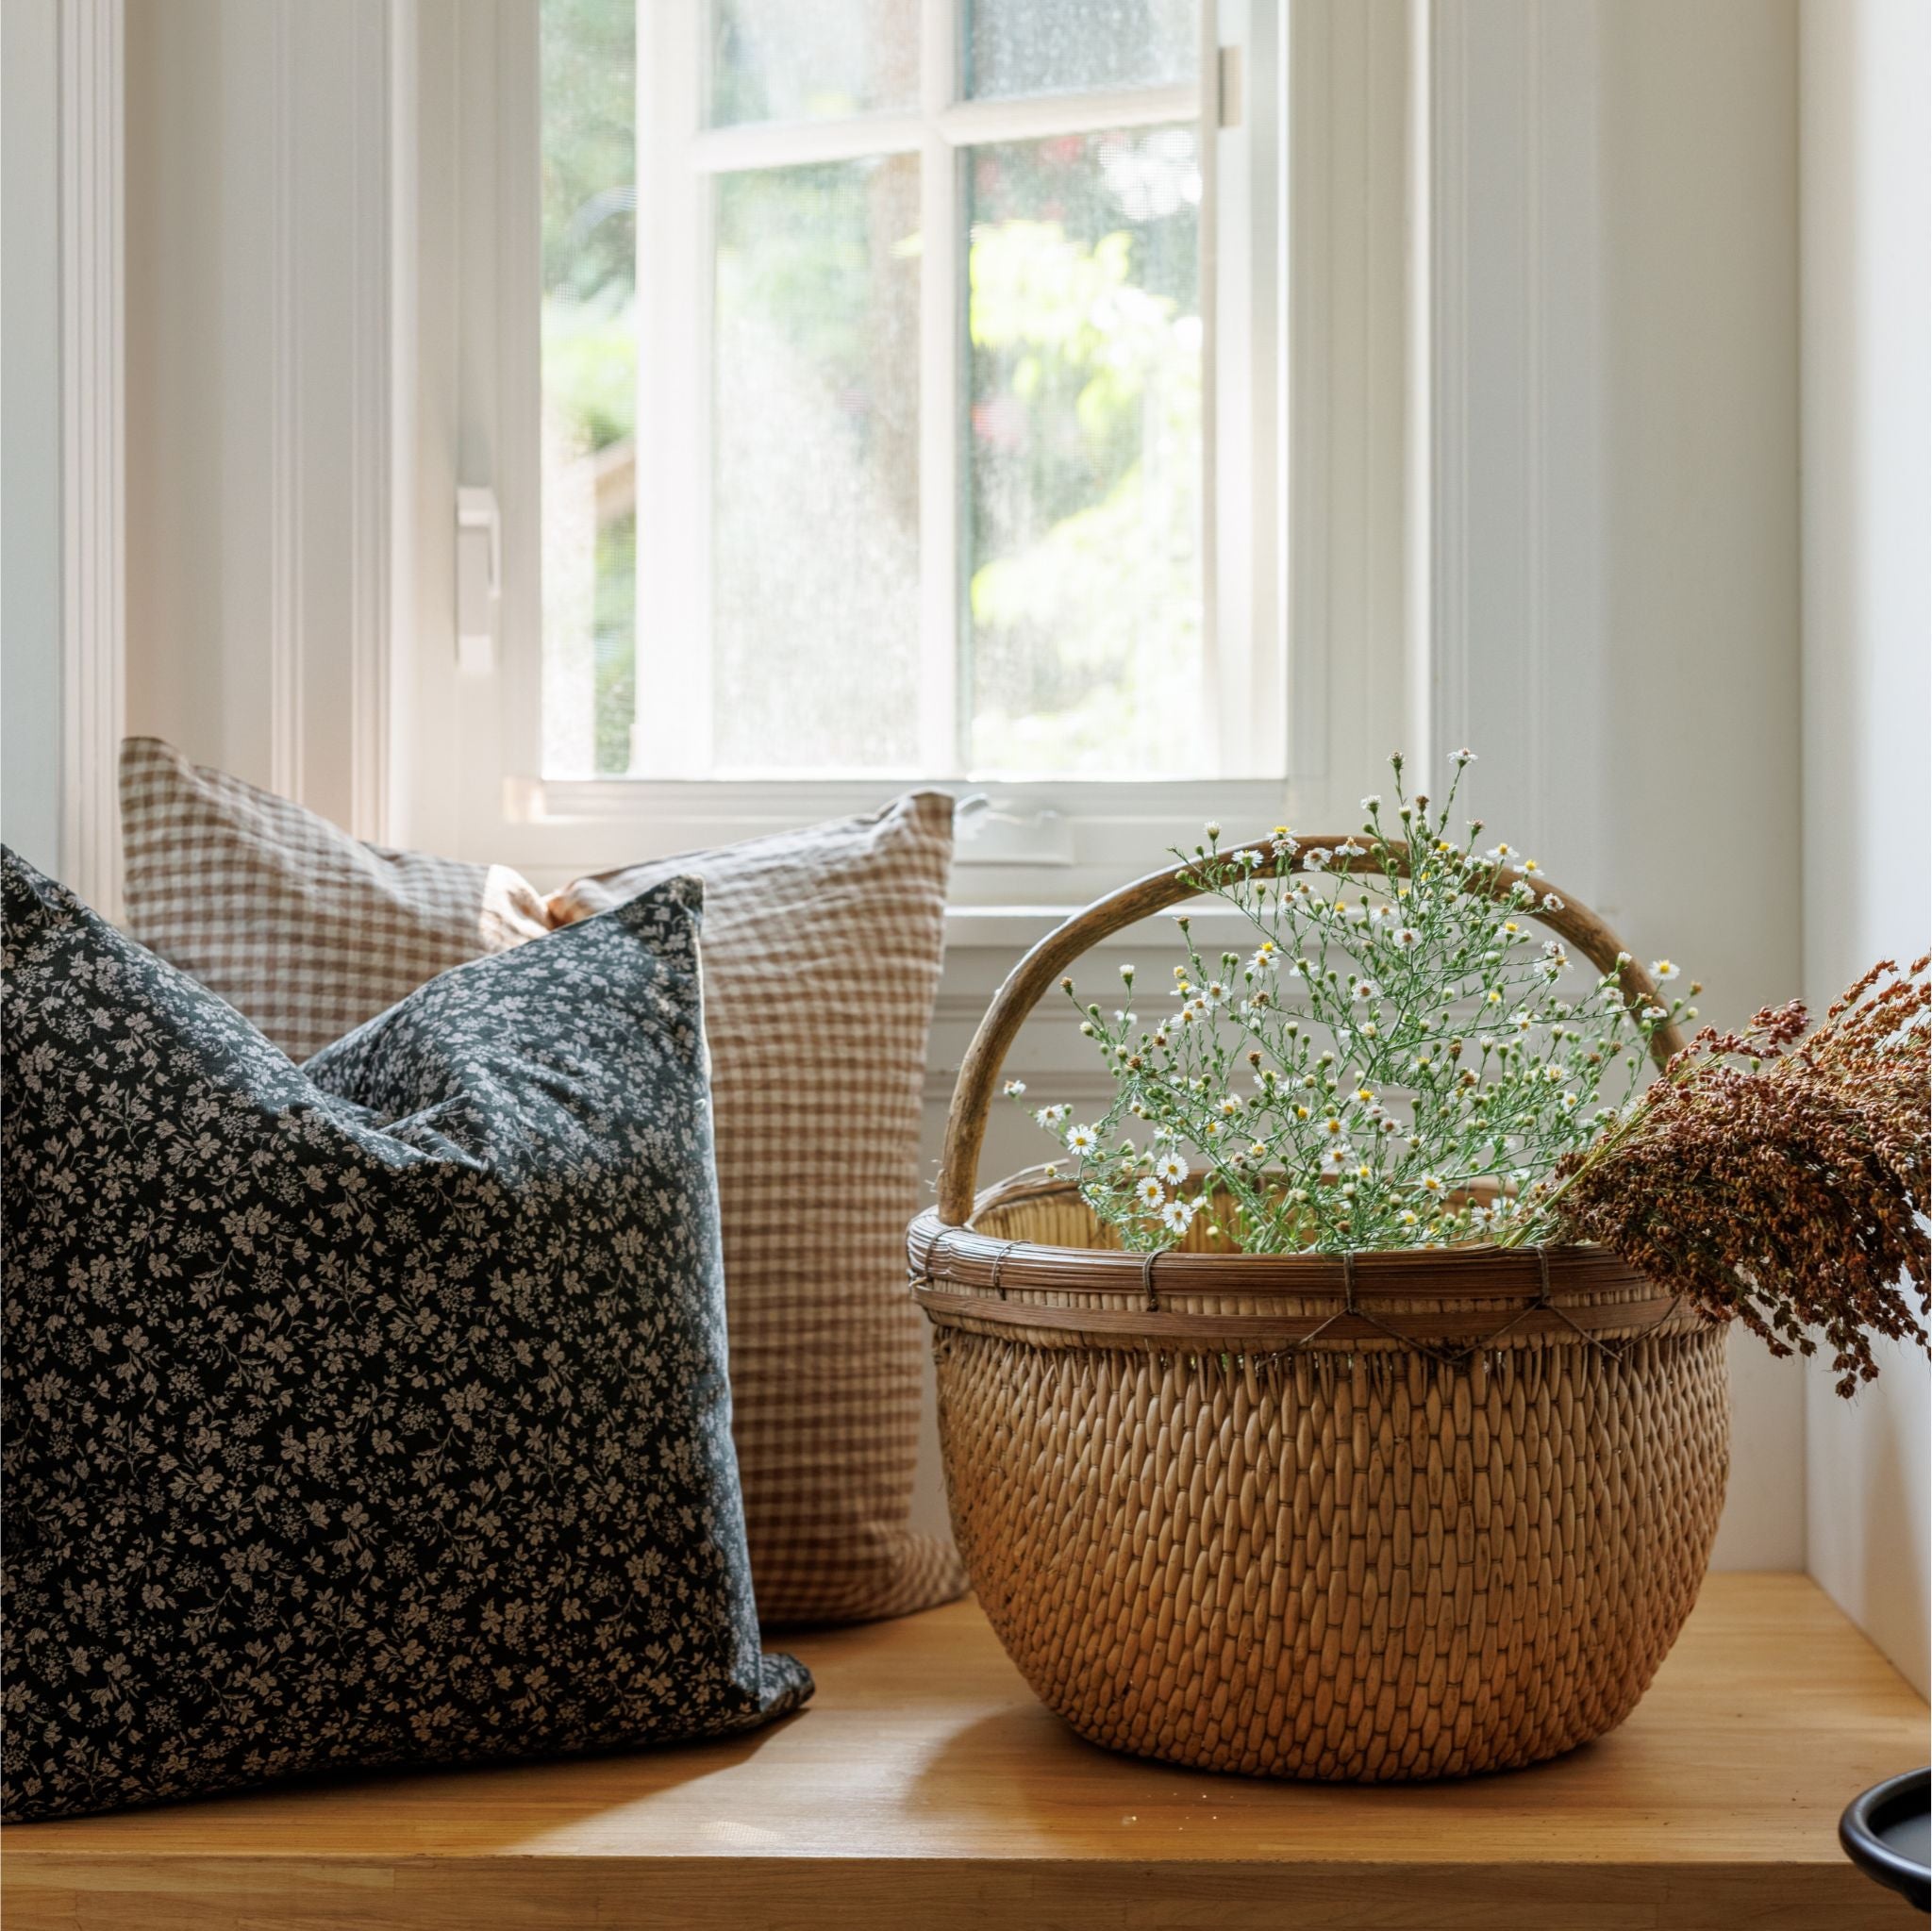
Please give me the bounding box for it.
[4,1573,1923,1929]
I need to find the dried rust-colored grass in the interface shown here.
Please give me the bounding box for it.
[1551,957,1931,1394]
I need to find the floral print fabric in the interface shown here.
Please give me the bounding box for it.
[0,850,808,1823]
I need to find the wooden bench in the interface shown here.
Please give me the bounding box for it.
[4,1573,1923,1929]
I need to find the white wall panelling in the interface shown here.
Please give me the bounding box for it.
[1797,0,1931,1697]
[1428,0,1604,885]
[1,0,66,875]
[125,0,399,842]
[0,0,124,907]
[58,0,127,921]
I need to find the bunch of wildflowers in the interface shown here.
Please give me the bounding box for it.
[1011,751,1692,1254]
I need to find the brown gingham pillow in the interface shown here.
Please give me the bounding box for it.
[120,737,965,1625]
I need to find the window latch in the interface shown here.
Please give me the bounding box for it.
[1217,45,1242,130]
[456,487,502,676]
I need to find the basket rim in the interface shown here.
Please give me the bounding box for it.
[908,1166,1709,1348]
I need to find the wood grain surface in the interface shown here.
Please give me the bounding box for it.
[3,1574,1921,1930]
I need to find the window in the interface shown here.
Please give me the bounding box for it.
[537,0,1242,783]
[425,0,1408,905]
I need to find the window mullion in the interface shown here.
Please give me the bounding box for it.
[917,0,961,775]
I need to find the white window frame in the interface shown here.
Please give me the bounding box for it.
[625,3,1217,786]
[411,0,1419,907]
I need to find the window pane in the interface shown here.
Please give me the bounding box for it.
[966,0,1198,100]
[708,0,918,127]
[541,0,636,777]
[712,158,922,771]
[966,127,1205,775]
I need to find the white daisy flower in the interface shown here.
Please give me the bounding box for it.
[1560,1091,1579,1110]
[1394,925,1422,950]
[1153,1150,1190,1185]
[1003,1079,1027,1097]
[1135,1176,1165,1208]
[1064,1123,1099,1155]
[1320,1145,1350,1174]
[1421,1174,1445,1194]
[1321,1116,1346,1138]
[1398,1208,1420,1226]
[1352,978,1379,1004]
[1035,1103,1071,1129]
[1452,748,1476,766]
[1483,842,1518,865]
[1651,959,1681,983]
[1159,1196,1199,1233]
[1360,794,1382,812]
[1203,820,1221,840]
[1247,1140,1269,1159]
[1337,839,1367,858]
[1542,893,1565,912]
[1304,847,1331,871]
[1218,1095,1243,1118]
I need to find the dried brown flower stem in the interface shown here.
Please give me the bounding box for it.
[1518,957,1930,1393]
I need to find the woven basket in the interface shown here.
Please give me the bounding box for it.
[909,836,1729,1781]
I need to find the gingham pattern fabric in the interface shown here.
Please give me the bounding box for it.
[120,738,551,1063]
[118,738,966,1626]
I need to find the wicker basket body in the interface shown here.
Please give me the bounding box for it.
[914,834,1730,1781]
[910,1179,1728,1780]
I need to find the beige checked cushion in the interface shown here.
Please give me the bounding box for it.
[120,737,966,1626]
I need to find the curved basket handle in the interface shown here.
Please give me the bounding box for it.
[936,834,1687,1227]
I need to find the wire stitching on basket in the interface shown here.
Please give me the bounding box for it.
[906,1227,957,1302]
[1519,1244,1690,1365]
[1278,1246,1671,1372]
[989,1240,1018,1302]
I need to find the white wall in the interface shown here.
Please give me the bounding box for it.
[1798,0,1931,1698]
[2,0,64,874]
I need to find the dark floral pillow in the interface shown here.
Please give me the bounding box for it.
[0,849,808,1822]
